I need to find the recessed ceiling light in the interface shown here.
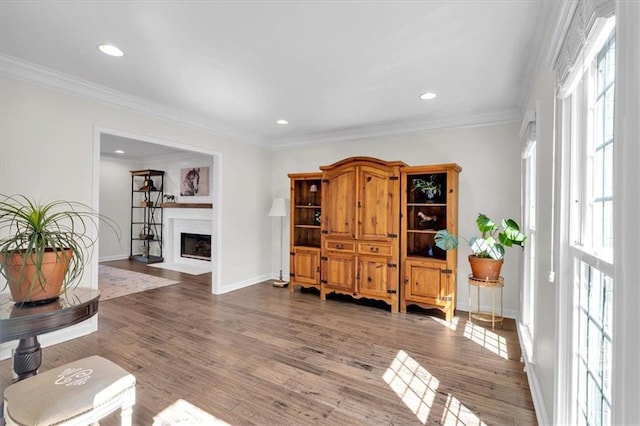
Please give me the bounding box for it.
[98,44,124,57]
[276,119,288,125]
[114,150,125,154]
[420,92,437,100]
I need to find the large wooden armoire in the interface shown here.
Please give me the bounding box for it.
[287,157,461,320]
[319,157,406,313]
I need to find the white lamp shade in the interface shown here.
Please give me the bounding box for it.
[309,184,318,192]
[268,198,287,217]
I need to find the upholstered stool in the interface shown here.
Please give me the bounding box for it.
[3,355,136,426]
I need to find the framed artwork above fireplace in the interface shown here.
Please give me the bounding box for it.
[180,166,210,197]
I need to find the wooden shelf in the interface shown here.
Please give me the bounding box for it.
[161,203,213,209]
[130,169,165,177]
[407,203,447,207]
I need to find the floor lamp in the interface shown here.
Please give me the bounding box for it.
[268,197,288,287]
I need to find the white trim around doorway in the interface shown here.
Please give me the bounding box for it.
[92,125,223,295]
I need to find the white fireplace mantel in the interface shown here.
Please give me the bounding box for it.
[163,208,213,267]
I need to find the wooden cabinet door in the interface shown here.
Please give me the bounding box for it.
[292,248,320,286]
[323,166,356,239]
[358,254,392,298]
[358,165,398,240]
[323,252,356,292]
[404,260,444,301]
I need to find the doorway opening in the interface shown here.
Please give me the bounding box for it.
[94,127,222,294]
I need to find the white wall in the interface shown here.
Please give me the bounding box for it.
[145,153,215,205]
[519,49,556,424]
[611,3,640,423]
[99,157,141,260]
[273,122,524,317]
[0,76,273,356]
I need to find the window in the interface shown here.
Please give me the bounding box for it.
[567,27,615,426]
[521,127,537,360]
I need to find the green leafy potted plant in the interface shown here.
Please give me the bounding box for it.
[0,194,120,303]
[411,176,441,200]
[434,213,526,280]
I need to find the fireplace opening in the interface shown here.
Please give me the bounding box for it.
[180,232,212,261]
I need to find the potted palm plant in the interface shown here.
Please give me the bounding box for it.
[434,213,526,280]
[0,194,120,303]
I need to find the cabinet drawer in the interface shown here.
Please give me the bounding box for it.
[358,242,392,256]
[324,240,355,252]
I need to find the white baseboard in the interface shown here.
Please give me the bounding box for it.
[456,300,518,320]
[516,319,549,425]
[216,274,272,295]
[98,254,130,262]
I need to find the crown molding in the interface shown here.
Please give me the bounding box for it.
[2,54,520,150]
[273,109,521,149]
[0,54,271,149]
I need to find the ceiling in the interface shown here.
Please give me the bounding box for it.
[100,134,194,160]
[0,1,554,149]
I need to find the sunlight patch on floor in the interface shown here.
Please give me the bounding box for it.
[463,321,509,359]
[153,399,230,425]
[383,350,491,425]
[430,316,459,331]
[383,349,439,424]
[442,393,488,426]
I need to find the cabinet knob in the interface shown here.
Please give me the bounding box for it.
[370,247,379,253]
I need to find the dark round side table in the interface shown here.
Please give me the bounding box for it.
[0,287,99,381]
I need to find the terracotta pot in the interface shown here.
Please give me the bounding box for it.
[2,249,72,303]
[468,255,503,280]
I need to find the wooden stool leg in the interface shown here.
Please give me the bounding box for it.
[121,405,133,426]
[120,387,136,426]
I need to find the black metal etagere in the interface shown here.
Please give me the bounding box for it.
[129,169,164,264]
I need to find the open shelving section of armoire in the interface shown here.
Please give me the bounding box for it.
[288,172,323,293]
[287,157,461,320]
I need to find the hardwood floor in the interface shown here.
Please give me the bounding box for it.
[1,260,536,425]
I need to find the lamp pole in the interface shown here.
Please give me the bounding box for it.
[268,198,288,287]
[278,215,284,282]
